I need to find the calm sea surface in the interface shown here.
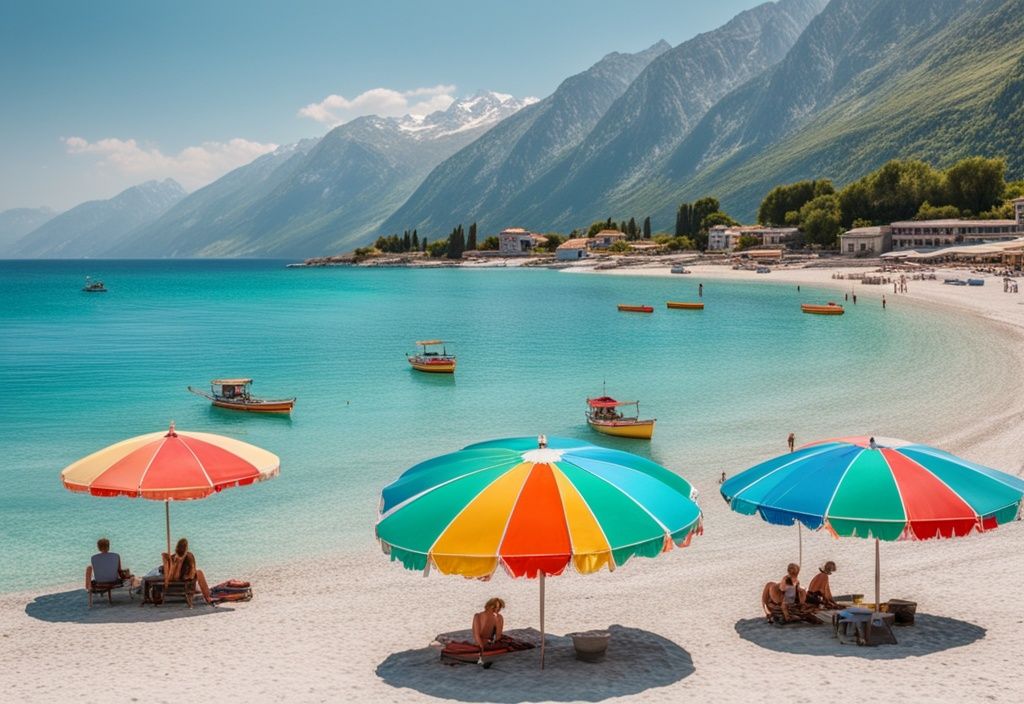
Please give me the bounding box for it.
[0,260,1011,592]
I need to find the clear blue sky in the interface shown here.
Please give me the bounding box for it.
[0,0,764,211]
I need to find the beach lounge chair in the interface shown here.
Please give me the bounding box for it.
[143,576,197,607]
[87,552,133,607]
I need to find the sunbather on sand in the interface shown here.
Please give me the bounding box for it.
[807,561,839,608]
[763,563,814,623]
[472,597,505,651]
[85,537,130,588]
[162,537,216,606]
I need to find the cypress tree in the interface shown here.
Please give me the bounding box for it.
[605,217,613,229]
[627,217,637,238]
[422,237,428,252]
[412,230,419,251]
[467,222,477,251]
[403,230,411,252]
[643,216,651,239]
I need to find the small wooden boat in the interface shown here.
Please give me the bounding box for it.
[801,302,845,315]
[82,277,107,293]
[586,395,655,439]
[666,301,704,310]
[617,305,654,313]
[407,340,456,374]
[188,379,295,413]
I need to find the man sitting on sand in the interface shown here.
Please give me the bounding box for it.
[806,561,840,608]
[85,537,130,588]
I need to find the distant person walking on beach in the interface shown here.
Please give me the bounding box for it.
[844,292,848,301]
[882,295,887,309]
[894,282,898,294]
[719,471,726,484]
[852,293,857,304]
[797,285,800,292]
[788,432,795,452]
[699,283,703,298]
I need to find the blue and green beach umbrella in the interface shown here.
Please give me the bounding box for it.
[721,436,1024,609]
[376,436,702,666]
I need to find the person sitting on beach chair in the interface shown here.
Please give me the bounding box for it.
[162,537,216,606]
[85,537,133,606]
[806,561,840,609]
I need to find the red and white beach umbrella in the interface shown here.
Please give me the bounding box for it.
[61,422,279,552]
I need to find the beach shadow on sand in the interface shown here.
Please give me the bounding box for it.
[376,625,694,702]
[25,589,233,624]
[735,613,985,659]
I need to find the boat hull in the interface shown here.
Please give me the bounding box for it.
[801,304,844,315]
[617,305,654,313]
[408,358,457,374]
[587,419,656,439]
[210,399,295,413]
[666,301,704,310]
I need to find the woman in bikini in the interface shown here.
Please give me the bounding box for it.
[472,597,505,652]
[163,537,216,606]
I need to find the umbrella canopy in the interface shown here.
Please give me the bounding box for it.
[61,422,279,551]
[377,436,702,578]
[377,436,702,667]
[721,436,1024,611]
[721,436,1024,541]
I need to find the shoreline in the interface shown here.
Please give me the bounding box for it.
[4,262,1024,702]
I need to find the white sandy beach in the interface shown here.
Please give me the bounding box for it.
[3,263,1024,704]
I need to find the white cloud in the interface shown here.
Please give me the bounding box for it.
[298,84,457,127]
[62,136,278,191]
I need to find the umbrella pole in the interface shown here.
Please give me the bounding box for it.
[874,538,881,613]
[539,571,546,670]
[165,500,171,556]
[798,522,803,570]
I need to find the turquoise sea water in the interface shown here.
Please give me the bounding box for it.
[0,260,1012,592]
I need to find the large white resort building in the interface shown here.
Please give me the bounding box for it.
[841,197,1024,254]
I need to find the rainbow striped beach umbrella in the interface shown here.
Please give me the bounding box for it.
[721,436,1024,609]
[376,436,702,666]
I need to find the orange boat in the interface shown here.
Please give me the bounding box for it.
[407,340,457,374]
[188,379,296,413]
[666,301,704,310]
[801,302,845,316]
[618,304,654,313]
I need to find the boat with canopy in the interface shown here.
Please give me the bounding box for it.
[188,378,296,413]
[407,340,457,374]
[586,394,655,439]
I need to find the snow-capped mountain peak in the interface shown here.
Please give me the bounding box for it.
[395,91,538,139]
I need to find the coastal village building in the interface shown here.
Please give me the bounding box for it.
[707,225,799,251]
[589,230,626,250]
[498,228,547,255]
[839,226,892,254]
[556,238,590,260]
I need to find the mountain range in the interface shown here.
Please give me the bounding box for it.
[11,0,1024,258]
[10,179,185,258]
[0,207,57,255]
[110,92,536,258]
